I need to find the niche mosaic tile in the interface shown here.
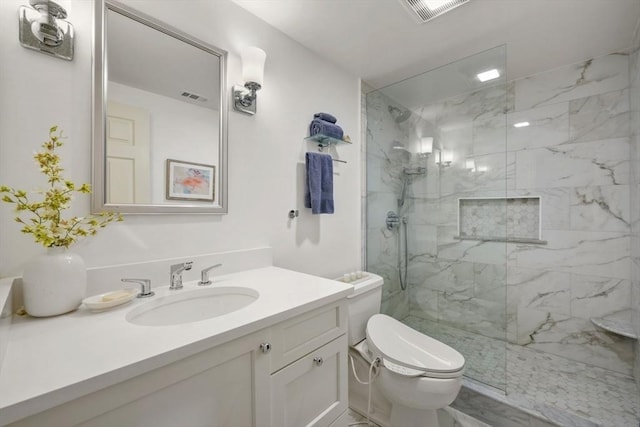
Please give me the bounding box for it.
[458,197,542,242]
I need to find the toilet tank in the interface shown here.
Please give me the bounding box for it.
[342,273,384,346]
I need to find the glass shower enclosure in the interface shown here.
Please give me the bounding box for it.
[365,46,508,391]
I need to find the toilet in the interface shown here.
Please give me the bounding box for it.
[346,273,465,427]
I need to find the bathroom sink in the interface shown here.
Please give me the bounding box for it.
[126,287,259,326]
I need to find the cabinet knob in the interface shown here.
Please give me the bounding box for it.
[260,342,272,354]
[313,356,323,366]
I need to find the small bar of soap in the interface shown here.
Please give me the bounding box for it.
[101,290,131,302]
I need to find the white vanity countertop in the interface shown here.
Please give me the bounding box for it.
[0,266,353,425]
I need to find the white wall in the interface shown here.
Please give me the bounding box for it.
[0,0,361,279]
[109,82,219,204]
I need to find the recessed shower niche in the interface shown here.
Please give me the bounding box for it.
[456,197,546,244]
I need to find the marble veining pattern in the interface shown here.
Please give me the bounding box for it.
[631,25,640,390]
[513,230,630,280]
[514,53,629,111]
[507,102,570,152]
[367,49,634,392]
[569,89,630,144]
[515,138,630,189]
[405,316,639,427]
[570,185,630,232]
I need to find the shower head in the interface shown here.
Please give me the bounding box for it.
[388,106,412,124]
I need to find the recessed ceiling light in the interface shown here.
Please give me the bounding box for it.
[399,0,471,24]
[477,69,500,82]
[513,121,530,128]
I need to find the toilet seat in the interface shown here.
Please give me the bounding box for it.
[366,314,465,379]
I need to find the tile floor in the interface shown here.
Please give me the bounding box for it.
[341,407,490,427]
[331,409,378,427]
[404,316,640,426]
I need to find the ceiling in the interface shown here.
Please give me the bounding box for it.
[107,7,221,110]
[231,0,640,89]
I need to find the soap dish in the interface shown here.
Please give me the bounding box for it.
[83,289,138,311]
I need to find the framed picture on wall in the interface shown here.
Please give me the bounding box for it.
[166,159,215,201]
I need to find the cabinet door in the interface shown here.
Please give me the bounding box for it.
[9,331,271,427]
[270,302,346,373]
[271,335,348,427]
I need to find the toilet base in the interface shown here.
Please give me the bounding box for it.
[390,403,439,427]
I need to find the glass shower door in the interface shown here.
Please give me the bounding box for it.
[365,45,508,391]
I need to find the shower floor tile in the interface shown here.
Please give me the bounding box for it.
[403,316,640,426]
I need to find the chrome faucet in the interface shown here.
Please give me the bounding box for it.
[169,261,193,290]
[198,263,222,286]
[121,278,154,298]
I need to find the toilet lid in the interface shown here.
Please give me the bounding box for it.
[366,314,465,378]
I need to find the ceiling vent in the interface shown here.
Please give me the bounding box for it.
[181,91,208,102]
[399,0,470,23]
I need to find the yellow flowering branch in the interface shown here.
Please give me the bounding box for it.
[0,126,122,248]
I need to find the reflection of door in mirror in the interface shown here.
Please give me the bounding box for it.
[106,101,151,204]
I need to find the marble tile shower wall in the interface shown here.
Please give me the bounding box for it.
[365,90,411,320]
[367,78,510,359]
[505,53,633,375]
[630,23,640,388]
[367,51,635,377]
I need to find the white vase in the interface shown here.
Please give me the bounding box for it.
[22,247,87,317]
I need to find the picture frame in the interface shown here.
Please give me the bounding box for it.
[166,159,215,201]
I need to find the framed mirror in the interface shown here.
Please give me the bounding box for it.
[93,0,228,214]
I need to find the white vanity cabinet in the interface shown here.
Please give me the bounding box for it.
[8,329,272,427]
[6,300,348,427]
[269,301,348,427]
[270,335,348,427]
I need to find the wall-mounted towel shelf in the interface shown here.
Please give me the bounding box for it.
[305,134,350,163]
[305,134,352,147]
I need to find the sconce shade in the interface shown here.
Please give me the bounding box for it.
[241,46,266,86]
[234,46,266,115]
[442,150,453,163]
[420,137,433,154]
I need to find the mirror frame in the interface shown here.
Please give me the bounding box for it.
[92,0,228,214]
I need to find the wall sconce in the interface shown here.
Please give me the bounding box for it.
[418,137,433,158]
[233,46,266,115]
[19,0,74,61]
[436,149,453,167]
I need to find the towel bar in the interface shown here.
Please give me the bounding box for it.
[316,145,347,163]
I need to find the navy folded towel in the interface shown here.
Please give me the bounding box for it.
[304,152,334,214]
[313,112,337,124]
[309,118,344,140]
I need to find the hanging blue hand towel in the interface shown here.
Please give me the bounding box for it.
[304,152,334,214]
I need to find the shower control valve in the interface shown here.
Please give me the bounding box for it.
[386,211,401,230]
